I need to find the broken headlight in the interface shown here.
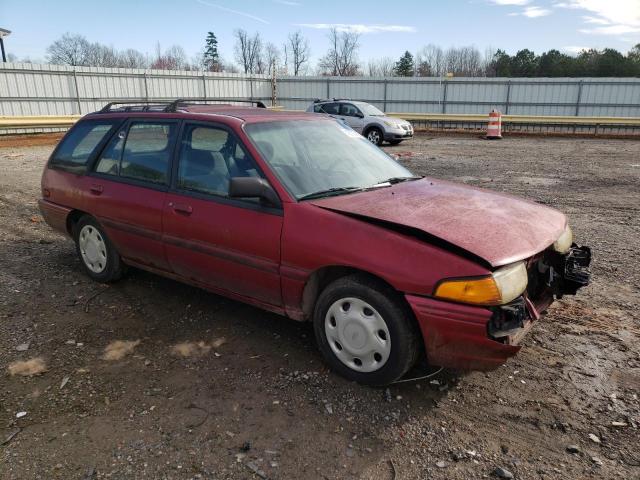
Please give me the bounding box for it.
[553,225,573,254]
[434,261,528,306]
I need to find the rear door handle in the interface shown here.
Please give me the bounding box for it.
[90,184,103,195]
[169,202,193,215]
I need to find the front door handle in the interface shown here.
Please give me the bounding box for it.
[169,202,193,215]
[90,184,103,195]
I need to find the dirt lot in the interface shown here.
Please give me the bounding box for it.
[1,133,639,480]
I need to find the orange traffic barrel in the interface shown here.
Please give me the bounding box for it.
[486,109,502,139]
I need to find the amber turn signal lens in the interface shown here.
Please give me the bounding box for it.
[434,276,502,305]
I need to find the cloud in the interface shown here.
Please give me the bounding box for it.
[507,5,552,17]
[296,23,417,34]
[274,0,300,5]
[582,15,609,24]
[554,0,640,35]
[523,6,552,16]
[489,0,531,5]
[196,0,269,24]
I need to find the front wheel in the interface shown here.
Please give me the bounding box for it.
[74,216,124,283]
[313,274,420,386]
[365,127,383,146]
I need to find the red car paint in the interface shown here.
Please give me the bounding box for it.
[40,106,573,371]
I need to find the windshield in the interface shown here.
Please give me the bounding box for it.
[355,102,385,116]
[245,119,415,200]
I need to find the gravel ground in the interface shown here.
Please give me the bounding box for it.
[1,133,639,480]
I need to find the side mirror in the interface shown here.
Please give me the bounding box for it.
[356,112,364,118]
[229,177,281,208]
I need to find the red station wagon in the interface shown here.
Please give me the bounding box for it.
[39,100,591,385]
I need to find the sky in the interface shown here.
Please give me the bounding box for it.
[1,0,638,66]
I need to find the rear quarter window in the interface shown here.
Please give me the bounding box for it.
[49,119,120,173]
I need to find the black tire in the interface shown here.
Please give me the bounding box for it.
[313,274,420,386]
[73,215,124,283]
[389,139,403,146]
[365,127,383,146]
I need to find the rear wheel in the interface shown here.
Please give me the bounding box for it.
[313,274,419,385]
[365,127,383,146]
[74,216,124,283]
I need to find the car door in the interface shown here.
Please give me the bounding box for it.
[339,103,365,133]
[162,121,283,306]
[90,119,178,271]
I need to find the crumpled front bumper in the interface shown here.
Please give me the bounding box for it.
[406,244,592,371]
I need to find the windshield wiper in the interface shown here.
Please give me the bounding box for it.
[372,176,422,187]
[298,186,363,200]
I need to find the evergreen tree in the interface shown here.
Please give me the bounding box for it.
[204,31,219,71]
[394,51,414,77]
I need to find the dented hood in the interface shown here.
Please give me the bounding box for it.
[310,178,567,268]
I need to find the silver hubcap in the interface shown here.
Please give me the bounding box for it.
[324,297,391,373]
[79,225,107,273]
[367,130,381,144]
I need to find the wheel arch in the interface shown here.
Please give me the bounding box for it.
[362,123,382,136]
[65,209,89,236]
[300,265,416,325]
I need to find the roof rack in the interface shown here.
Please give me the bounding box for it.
[313,98,351,104]
[99,98,267,114]
[99,101,176,113]
[168,98,267,111]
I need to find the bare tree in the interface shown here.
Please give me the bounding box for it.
[119,48,148,69]
[84,43,120,68]
[234,29,263,74]
[285,31,310,76]
[443,46,483,76]
[264,42,281,76]
[46,33,91,66]
[415,44,445,77]
[318,28,360,76]
[150,43,189,70]
[367,57,395,77]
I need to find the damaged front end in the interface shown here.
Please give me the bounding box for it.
[488,244,591,344]
[407,243,591,371]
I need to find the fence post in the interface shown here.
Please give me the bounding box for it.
[326,78,330,99]
[202,73,207,99]
[575,80,583,116]
[505,80,511,115]
[72,69,82,115]
[249,76,254,102]
[143,72,149,101]
[383,79,388,112]
[271,61,277,107]
[441,78,448,114]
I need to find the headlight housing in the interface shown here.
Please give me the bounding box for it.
[434,261,528,306]
[553,225,573,254]
[382,120,395,127]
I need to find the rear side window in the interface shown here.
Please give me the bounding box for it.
[315,103,339,114]
[50,120,119,173]
[95,121,177,185]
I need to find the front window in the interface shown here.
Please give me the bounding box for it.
[245,119,415,199]
[175,124,261,197]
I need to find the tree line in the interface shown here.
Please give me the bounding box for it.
[15,30,639,78]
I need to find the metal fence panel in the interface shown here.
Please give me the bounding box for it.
[1,63,639,118]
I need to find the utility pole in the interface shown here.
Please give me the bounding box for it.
[0,28,11,62]
[271,59,277,107]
